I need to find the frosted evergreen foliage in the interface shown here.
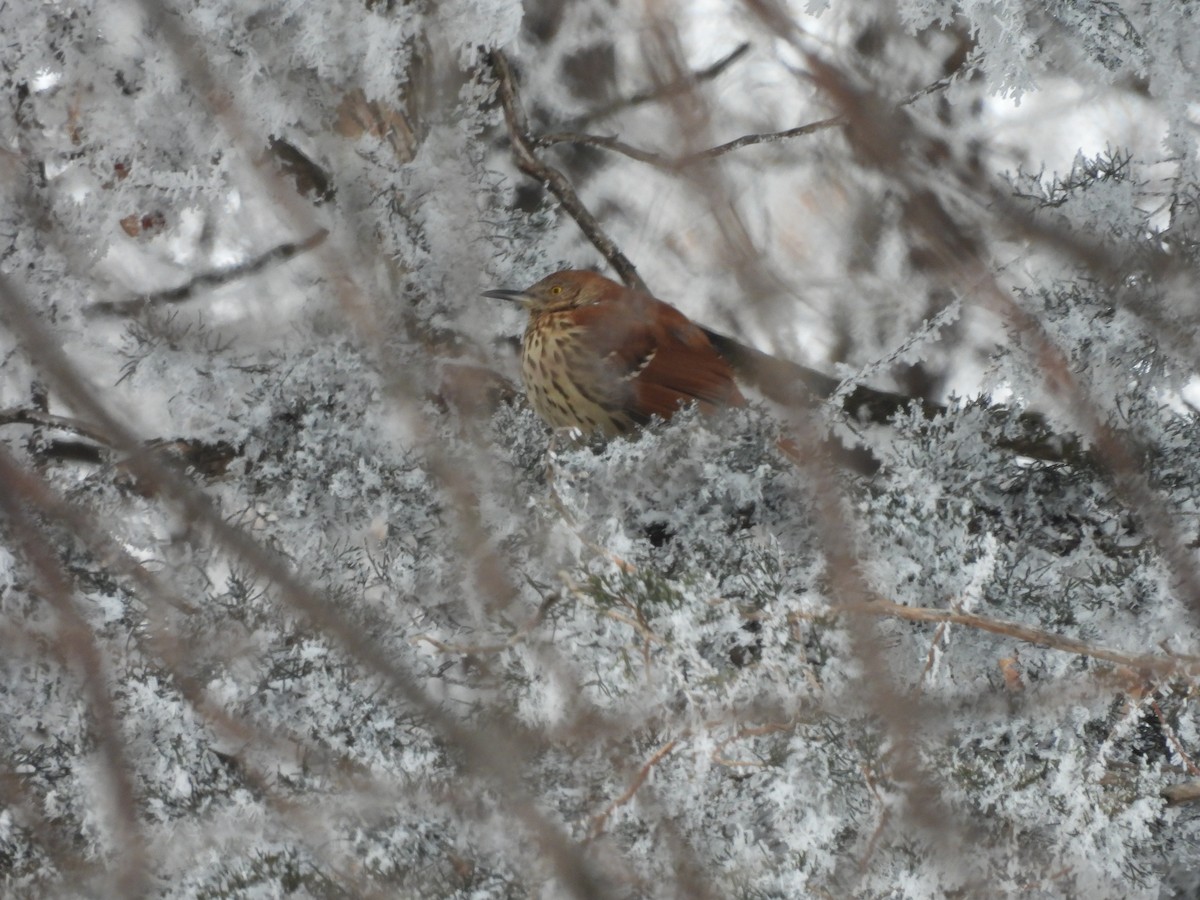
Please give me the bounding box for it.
[4,0,1200,897]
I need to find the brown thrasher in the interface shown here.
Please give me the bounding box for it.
[484,270,745,436]
[484,270,1086,469]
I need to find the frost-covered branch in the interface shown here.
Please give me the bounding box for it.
[6,0,1200,895]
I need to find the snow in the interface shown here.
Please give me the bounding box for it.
[2,0,1200,896]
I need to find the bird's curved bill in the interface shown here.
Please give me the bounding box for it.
[482,288,529,303]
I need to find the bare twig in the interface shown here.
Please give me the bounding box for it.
[574,42,751,126]
[589,738,680,839]
[488,50,647,292]
[537,75,954,170]
[710,721,793,768]
[686,115,843,162]
[844,599,1200,678]
[537,116,842,171]
[0,406,112,446]
[535,131,676,169]
[88,229,328,316]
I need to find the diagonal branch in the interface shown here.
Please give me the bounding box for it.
[574,42,750,127]
[88,229,329,316]
[844,599,1200,678]
[488,49,647,292]
[588,738,681,839]
[0,406,114,447]
[0,449,148,894]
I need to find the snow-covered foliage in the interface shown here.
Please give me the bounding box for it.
[3,0,1200,896]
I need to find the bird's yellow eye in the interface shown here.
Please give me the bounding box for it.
[550,285,563,295]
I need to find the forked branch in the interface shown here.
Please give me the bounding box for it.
[488,49,648,293]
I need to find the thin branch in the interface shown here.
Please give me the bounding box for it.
[488,50,647,292]
[897,73,959,108]
[574,42,751,127]
[536,116,842,171]
[588,738,681,839]
[686,114,844,162]
[88,229,328,316]
[535,131,675,169]
[536,75,953,171]
[845,599,1200,678]
[0,406,113,446]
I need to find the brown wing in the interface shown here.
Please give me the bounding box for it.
[570,292,744,426]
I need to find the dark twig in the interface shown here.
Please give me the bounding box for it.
[0,406,113,447]
[535,132,675,169]
[537,117,843,171]
[0,407,243,479]
[89,229,329,316]
[574,42,751,127]
[537,75,953,171]
[488,50,647,293]
[685,115,843,162]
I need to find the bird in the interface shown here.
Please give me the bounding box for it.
[483,269,1085,468]
[484,270,745,437]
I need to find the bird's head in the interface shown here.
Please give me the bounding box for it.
[483,270,620,313]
